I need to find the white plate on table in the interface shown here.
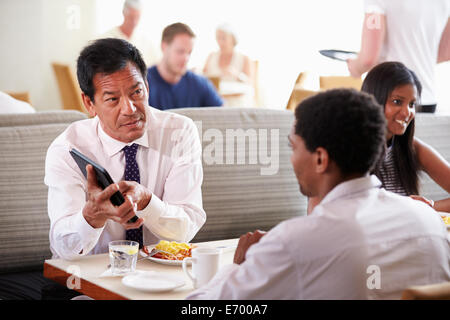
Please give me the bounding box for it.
[122,271,185,292]
[147,256,189,266]
[138,243,237,266]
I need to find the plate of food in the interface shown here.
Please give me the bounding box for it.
[319,49,358,61]
[440,214,450,229]
[140,240,195,266]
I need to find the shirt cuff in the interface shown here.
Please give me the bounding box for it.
[139,193,165,217]
[138,194,189,241]
[72,210,104,254]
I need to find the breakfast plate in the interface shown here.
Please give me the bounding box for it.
[139,241,237,266]
[440,214,450,229]
[122,271,185,292]
[141,253,190,266]
[139,248,191,266]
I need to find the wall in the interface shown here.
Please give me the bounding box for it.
[0,0,96,110]
[1,0,45,109]
[92,0,368,109]
[0,0,449,113]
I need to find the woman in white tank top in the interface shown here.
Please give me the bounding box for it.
[203,23,255,107]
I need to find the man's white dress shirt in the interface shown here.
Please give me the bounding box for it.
[45,107,205,260]
[187,176,450,300]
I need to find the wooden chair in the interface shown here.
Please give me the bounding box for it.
[5,91,31,104]
[286,72,318,111]
[401,282,450,300]
[286,88,319,111]
[293,72,308,88]
[319,76,363,90]
[51,63,87,114]
[207,76,220,91]
[251,59,260,107]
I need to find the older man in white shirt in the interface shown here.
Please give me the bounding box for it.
[44,38,205,260]
[187,89,450,300]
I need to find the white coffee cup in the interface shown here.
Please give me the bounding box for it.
[182,246,221,289]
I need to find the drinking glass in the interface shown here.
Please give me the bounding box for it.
[108,240,139,275]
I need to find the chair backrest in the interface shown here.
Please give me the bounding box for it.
[207,76,220,90]
[251,59,260,107]
[5,91,31,104]
[286,72,316,110]
[51,63,87,114]
[286,88,319,111]
[294,72,308,88]
[401,282,450,300]
[319,76,363,90]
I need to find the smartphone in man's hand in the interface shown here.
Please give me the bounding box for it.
[69,148,139,223]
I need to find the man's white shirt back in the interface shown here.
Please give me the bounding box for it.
[45,107,205,260]
[187,176,450,300]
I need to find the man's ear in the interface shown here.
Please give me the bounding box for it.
[314,147,329,174]
[81,93,96,118]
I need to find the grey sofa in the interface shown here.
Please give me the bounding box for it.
[0,110,91,299]
[0,108,448,299]
[0,107,304,299]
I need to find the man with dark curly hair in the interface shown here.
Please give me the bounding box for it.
[187,89,450,300]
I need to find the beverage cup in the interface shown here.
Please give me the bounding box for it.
[108,240,139,275]
[182,247,221,289]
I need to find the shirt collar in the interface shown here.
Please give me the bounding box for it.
[96,116,149,157]
[312,175,382,215]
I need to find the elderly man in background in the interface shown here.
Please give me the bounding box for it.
[100,0,161,67]
[147,22,223,110]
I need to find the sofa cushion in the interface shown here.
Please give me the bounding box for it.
[0,111,87,273]
[0,110,87,127]
[170,107,306,241]
[415,114,450,201]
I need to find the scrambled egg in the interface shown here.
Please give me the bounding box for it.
[155,240,191,255]
[442,216,450,226]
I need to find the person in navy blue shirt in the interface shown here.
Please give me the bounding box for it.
[147,23,223,110]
